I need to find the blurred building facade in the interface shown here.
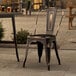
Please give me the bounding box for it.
[0,0,76,12]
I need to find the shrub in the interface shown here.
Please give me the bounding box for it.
[16,28,29,44]
[0,22,4,41]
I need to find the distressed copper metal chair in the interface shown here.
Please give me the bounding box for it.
[23,7,61,71]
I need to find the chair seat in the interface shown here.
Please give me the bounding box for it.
[30,34,55,37]
[28,34,56,43]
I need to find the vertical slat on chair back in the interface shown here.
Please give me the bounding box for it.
[46,7,57,35]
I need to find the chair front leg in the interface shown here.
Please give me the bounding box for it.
[45,39,51,71]
[46,47,51,71]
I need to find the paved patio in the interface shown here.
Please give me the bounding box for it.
[0,47,76,76]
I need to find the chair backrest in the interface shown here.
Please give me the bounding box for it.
[46,7,57,35]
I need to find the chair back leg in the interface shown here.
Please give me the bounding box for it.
[53,41,61,65]
[23,41,30,67]
[37,41,43,63]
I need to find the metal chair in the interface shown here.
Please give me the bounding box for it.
[23,7,61,71]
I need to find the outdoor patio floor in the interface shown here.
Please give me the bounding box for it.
[0,47,76,76]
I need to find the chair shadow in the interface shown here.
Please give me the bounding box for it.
[23,62,69,71]
[70,26,76,30]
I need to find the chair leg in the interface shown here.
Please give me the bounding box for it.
[53,41,61,65]
[37,41,43,63]
[23,56,27,68]
[45,39,51,71]
[23,43,29,68]
[46,47,51,71]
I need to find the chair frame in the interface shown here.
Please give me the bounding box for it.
[23,7,61,71]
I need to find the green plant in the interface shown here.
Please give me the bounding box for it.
[0,22,4,41]
[16,28,29,44]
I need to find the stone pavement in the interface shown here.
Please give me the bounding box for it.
[0,48,76,76]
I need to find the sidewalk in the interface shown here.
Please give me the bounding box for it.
[0,48,76,76]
